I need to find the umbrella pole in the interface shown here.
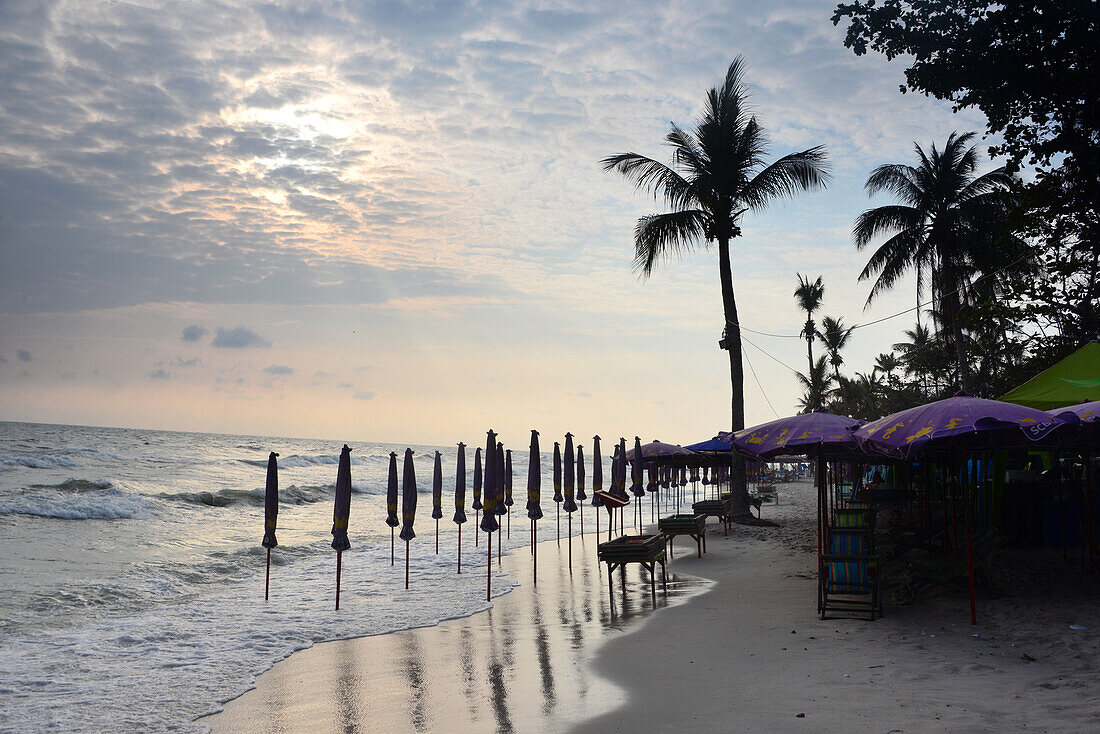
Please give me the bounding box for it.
[498,523,502,566]
[596,507,600,542]
[568,513,573,572]
[391,527,395,566]
[475,510,479,546]
[405,540,410,590]
[580,503,584,536]
[532,520,538,585]
[507,508,511,538]
[435,519,439,555]
[457,525,462,574]
[335,550,342,611]
[557,502,561,542]
[487,531,492,602]
[265,548,271,601]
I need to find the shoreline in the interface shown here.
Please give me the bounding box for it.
[201,508,713,733]
[203,480,1100,733]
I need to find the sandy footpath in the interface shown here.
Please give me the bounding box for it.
[204,481,1100,733]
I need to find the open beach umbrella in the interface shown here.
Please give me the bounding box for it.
[733,409,863,460]
[262,451,279,601]
[386,451,399,565]
[564,433,577,569]
[576,444,586,536]
[473,447,483,546]
[553,441,563,541]
[855,391,1063,459]
[431,451,443,554]
[505,448,514,538]
[331,444,353,610]
[527,429,542,582]
[481,430,500,600]
[1049,400,1100,451]
[453,442,467,573]
[400,448,417,588]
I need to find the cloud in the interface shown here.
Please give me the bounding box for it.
[17,350,32,362]
[181,325,207,342]
[263,364,293,375]
[337,382,353,389]
[0,356,7,364]
[212,327,271,348]
[173,356,202,367]
[148,368,170,379]
[353,391,375,400]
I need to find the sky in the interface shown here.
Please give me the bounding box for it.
[0,0,993,447]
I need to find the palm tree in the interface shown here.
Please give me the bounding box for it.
[794,274,825,377]
[817,315,854,380]
[796,355,835,413]
[853,131,1018,392]
[873,352,901,384]
[603,57,829,506]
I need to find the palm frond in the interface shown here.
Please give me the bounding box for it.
[600,152,694,210]
[633,209,709,276]
[852,205,923,249]
[738,146,830,210]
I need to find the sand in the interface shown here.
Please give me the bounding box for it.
[203,481,1100,733]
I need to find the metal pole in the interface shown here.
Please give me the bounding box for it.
[568,514,573,572]
[435,519,439,555]
[405,540,410,590]
[335,551,342,611]
[487,531,492,601]
[265,548,271,601]
[457,524,462,574]
[391,527,395,566]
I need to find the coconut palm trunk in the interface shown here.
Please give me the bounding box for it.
[719,237,749,507]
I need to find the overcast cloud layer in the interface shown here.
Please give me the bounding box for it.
[0,0,990,444]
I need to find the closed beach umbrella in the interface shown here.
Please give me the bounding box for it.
[505,448,514,538]
[631,436,645,496]
[527,429,542,583]
[564,433,577,569]
[453,442,467,573]
[481,430,500,601]
[576,444,586,535]
[432,451,443,554]
[262,451,279,601]
[553,441,563,541]
[592,435,604,540]
[473,447,483,547]
[494,443,507,519]
[400,448,417,588]
[386,451,399,565]
[331,444,353,610]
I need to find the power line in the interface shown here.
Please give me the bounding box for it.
[741,335,802,375]
[733,255,1031,339]
[743,347,780,418]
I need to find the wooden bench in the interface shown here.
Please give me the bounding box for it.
[597,534,668,604]
[692,496,734,536]
[658,514,707,558]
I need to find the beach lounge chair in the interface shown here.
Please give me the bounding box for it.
[819,552,882,621]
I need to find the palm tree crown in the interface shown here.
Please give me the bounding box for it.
[817,315,854,379]
[853,131,1018,391]
[602,57,829,504]
[794,273,825,375]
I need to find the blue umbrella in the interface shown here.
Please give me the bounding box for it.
[400,447,417,588]
[331,444,353,610]
[262,451,279,601]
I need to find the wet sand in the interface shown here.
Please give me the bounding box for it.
[205,481,1100,733]
[202,515,711,733]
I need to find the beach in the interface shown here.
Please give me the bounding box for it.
[206,479,1100,733]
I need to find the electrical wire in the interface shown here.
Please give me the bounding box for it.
[742,347,780,418]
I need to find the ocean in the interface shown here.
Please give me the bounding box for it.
[0,421,686,733]
[0,422,620,730]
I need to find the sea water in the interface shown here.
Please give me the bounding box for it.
[0,421,633,732]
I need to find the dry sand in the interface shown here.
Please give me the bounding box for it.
[204,481,1100,733]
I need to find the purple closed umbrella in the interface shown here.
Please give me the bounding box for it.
[453,442,467,573]
[386,451,399,565]
[563,433,577,569]
[331,444,353,610]
[262,451,279,601]
[400,448,417,588]
[553,441,563,541]
[527,429,542,583]
[481,430,499,601]
[576,444,586,536]
[473,447,483,547]
[494,443,507,519]
[432,451,443,554]
[630,436,645,497]
[505,448,514,538]
[591,435,604,540]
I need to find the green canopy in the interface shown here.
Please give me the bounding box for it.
[1001,342,1100,410]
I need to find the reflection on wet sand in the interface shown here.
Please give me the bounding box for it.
[206,533,710,733]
